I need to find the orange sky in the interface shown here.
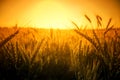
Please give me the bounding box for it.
[0,0,120,29]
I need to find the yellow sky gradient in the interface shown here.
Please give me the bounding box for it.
[0,0,120,29]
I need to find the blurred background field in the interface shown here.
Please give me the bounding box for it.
[0,26,120,80]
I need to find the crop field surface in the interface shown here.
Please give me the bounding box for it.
[0,26,120,80]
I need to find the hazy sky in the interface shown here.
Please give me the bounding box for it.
[0,0,120,29]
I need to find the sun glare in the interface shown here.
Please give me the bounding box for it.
[0,0,119,29]
[22,0,73,29]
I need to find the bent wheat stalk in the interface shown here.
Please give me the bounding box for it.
[0,30,19,48]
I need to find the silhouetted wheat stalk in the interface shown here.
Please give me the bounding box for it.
[104,25,113,37]
[106,18,112,29]
[96,15,102,27]
[103,18,113,38]
[84,14,92,23]
[0,30,19,48]
[73,14,120,80]
[72,21,100,52]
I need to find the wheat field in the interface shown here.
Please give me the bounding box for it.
[0,15,120,80]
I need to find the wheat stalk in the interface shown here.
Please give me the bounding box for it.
[96,15,102,27]
[0,30,19,48]
[106,18,112,29]
[31,38,44,64]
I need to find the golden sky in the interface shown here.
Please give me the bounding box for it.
[0,0,120,29]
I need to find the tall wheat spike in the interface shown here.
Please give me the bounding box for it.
[96,15,102,27]
[84,14,92,23]
[104,18,113,37]
[72,21,80,30]
[106,18,112,29]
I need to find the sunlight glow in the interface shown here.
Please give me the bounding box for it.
[0,0,119,29]
[22,0,73,29]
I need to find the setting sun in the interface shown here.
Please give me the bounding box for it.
[24,0,72,29]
